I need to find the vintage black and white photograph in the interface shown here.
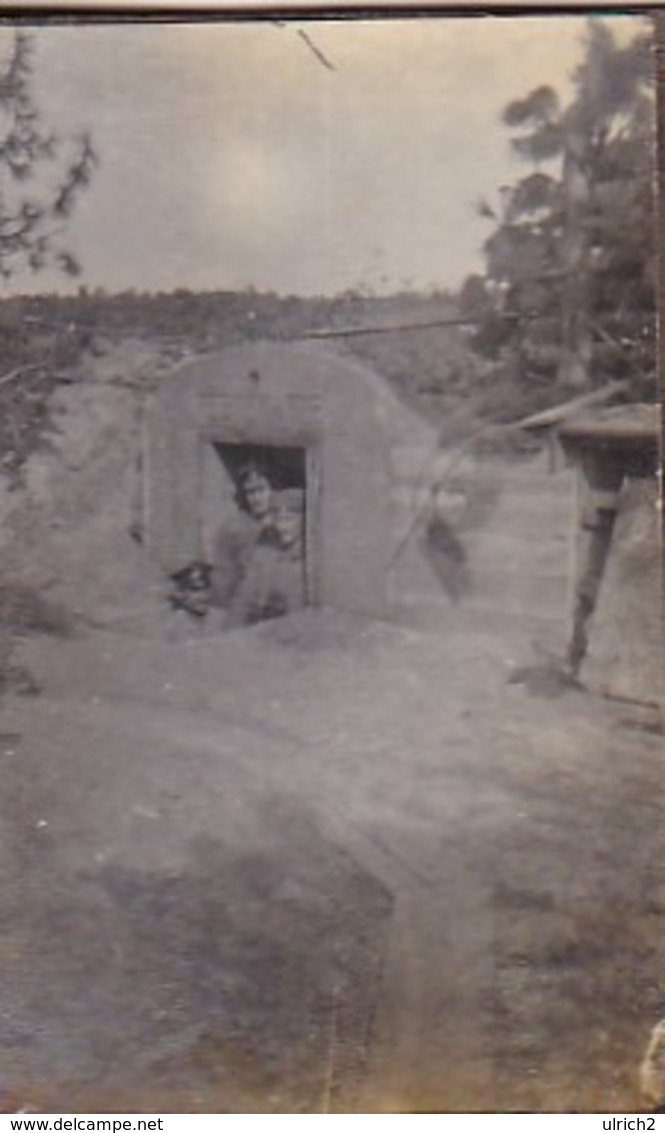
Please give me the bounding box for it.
[0,12,660,1114]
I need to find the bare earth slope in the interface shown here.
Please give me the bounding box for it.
[0,608,661,1114]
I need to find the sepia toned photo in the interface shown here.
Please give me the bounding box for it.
[0,12,660,1114]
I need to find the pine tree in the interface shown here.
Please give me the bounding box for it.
[0,30,97,281]
[462,19,656,403]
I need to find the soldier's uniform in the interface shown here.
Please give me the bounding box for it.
[209,510,264,610]
[226,489,306,628]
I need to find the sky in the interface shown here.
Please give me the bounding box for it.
[0,14,651,298]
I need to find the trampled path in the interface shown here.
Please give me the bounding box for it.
[0,610,661,1113]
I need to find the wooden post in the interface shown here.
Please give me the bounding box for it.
[565,450,624,675]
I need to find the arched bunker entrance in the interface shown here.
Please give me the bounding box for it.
[143,341,414,621]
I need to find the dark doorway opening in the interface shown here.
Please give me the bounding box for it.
[212,442,306,494]
[205,441,314,626]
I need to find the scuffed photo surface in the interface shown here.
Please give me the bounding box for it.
[0,14,660,1114]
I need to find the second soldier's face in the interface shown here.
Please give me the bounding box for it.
[244,474,272,519]
[274,508,302,549]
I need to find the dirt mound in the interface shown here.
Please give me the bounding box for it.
[0,339,193,628]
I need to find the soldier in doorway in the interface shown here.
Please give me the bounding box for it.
[226,488,307,628]
[209,461,276,612]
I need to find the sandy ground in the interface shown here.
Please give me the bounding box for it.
[0,607,661,1114]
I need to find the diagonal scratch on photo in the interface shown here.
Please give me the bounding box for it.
[0,11,660,1115]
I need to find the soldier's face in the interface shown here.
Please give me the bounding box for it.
[274,507,302,548]
[243,474,272,519]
